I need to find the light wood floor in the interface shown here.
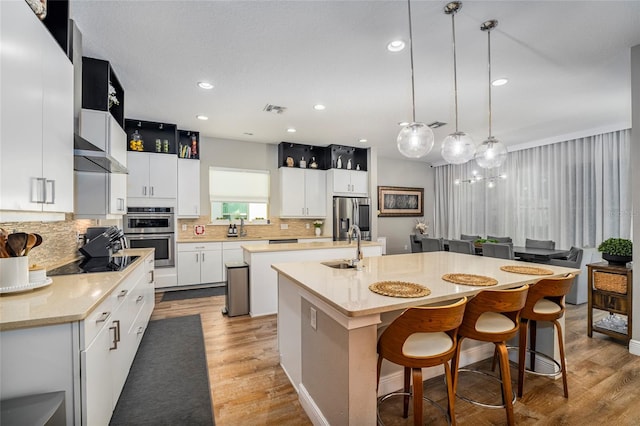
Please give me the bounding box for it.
[151,292,640,425]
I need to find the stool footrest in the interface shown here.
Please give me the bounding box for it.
[455,368,517,409]
[506,345,563,377]
[377,391,451,425]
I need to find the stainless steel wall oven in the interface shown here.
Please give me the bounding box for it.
[124,207,175,267]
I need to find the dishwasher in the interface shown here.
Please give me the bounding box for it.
[223,261,249,316]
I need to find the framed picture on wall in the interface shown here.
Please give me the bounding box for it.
[377,186,424,217]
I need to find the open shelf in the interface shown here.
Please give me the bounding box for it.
[125,119,177,155]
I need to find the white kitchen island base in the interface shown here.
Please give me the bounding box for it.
[273,252,579,424]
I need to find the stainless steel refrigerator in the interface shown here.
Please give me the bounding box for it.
[333,197,371,241]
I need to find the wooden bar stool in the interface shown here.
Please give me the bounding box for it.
[451,285,529,426]
[376,297,467,426]
[517,274,575,398]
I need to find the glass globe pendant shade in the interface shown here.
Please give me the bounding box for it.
[441,131,475,164]
[397,122,435,158]
[474,136,507,169]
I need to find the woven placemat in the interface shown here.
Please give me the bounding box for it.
[442,273,498,286]
[369,281,431,298]
[500,265,554,276]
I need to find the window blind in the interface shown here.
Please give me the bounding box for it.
[209,167,270,203]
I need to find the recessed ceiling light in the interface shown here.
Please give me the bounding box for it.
[197,81,214,90]
[492,78,508,86]
[359,139,368,143]
[313,104,326,111]
[287,128,296,133]
[244,132,254,136]
[387,40,406,52]
[196,115,209,120]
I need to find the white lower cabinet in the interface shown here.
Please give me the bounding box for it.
[81,253,155,425]
[177,242,223,285]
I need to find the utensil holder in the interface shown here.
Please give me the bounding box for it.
[0,257,29,287]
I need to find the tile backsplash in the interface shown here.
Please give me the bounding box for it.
[177,216,329,240]
[0,214,98,269]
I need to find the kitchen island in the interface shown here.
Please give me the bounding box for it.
[272,251,580,425]
[243,240,383,316]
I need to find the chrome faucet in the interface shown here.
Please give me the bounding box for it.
[348,224,363,269]
[239,218,247,237]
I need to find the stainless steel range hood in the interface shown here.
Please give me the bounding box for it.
[74,133,128,174]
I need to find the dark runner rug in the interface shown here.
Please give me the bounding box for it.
[110,315,214,425]
[161,286,226,302]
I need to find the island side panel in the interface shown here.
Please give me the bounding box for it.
[278,275,302,390]
[300,298,377,425]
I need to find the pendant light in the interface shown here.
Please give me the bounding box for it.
[397,0,435,158]
[474,19,507,169]
[441,2,475,165]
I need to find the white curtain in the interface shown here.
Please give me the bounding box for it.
[434,129,631,249]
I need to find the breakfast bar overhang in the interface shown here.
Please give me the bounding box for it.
[272,252,580,425]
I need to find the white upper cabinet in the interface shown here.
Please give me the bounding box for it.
[127,152,177,200]
[0,1,73,217]
[280,168,326,218]
[329,169,368,196]
[75,109,127,218]
[177,159,200,218]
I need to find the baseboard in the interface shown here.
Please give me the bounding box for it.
[629,339,640,356]
[299,384,329,426]
[377,342,495,396]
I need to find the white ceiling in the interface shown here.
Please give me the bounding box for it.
[69,1,640,165]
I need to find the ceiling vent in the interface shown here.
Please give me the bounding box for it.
[427,121,447,129]
[263,104,287,114]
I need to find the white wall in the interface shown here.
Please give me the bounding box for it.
[376,157,435,255]
[630,45,640,354]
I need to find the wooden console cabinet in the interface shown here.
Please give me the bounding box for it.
[587,261,633,344]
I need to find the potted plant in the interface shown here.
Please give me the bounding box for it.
[313,220,323,237]
[598,238,632,265]
[474,238,498,248]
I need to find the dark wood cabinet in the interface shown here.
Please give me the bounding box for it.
[124,119,177,155]
[587,261,633,344]
[82,57,124,128]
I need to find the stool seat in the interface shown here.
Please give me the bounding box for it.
[403,332,454,357]
[476,312,516,333]
[533,298,562,314]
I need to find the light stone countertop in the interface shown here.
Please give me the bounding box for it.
[271,251,581,318]
[0,249,154,331]
[177,235,332,243]
[243,240,382,253]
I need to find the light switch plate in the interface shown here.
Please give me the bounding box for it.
[281,223,288,230]
[310,307,317,330]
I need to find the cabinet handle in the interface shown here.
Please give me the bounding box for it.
[109,323,118,350]
[118,198,125,211]
[142,186,147,196]
[96,311,111,323]
[150,186,154,196]
[202,253,205,262]
[196,253,199,263]
[114,319,121,342]
[148,270,154,283]
[302,207,305,215]
[137,326,145,335]
[118,289,128,298]
[136,295,144,303]
[31,177,46,203]
[45,179,55,204]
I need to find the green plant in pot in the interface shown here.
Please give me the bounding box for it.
[597,238,632,265]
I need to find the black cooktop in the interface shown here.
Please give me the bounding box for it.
[48,256,140,276]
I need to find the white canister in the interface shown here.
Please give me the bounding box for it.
[0,257,29,288]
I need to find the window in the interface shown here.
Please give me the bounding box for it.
[209,167,270,222]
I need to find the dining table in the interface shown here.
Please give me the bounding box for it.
[512,246,570,263]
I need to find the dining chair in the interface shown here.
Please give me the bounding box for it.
[451,285,529,426]
[487,235,513,244]
[460,234,481,242]
[549,247,584,304]
[482,242,514,260]
[448,239,475,255]
[525,238,555,250]
[377,297,468,425]
[409,234,425,253]
[421,237,444,252]
[516,274,575,398]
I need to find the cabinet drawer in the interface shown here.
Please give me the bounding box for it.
[592,291,628,312]
[223,240,266,250]
[178,242,222,252]
[82,296,115,349]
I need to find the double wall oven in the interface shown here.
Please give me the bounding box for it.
[124,207,175,267]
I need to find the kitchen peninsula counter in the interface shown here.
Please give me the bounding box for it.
[177,235,332,243]
[272,252,580,425]
[0,248,154,331]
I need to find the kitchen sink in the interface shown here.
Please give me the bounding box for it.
[321,260,357,269]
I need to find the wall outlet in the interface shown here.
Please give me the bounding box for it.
[404,245,408,251]
[281,223,289,230]
[305,223,310,229]
[310,307,317,330]
[182,224,187,231]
